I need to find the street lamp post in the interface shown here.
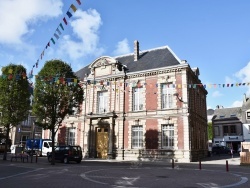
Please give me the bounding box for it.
[122,65,128,160]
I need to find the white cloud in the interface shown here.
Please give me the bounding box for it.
[0,0,63,44]
[207,106,212,110]
[212,90,223,98]
[112,38,131,56]
[230,100,243,107]
[57,9,104,60]
[235,62,250,83]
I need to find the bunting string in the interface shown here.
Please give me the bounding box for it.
[28,0,82,78]
[2,68,250,91]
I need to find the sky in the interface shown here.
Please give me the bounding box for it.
[1,0,250,110]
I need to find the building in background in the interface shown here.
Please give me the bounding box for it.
[212,94,250,152]
[59,40,208,162]
[212,106,243,152]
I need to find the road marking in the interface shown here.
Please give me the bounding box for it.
[115,176,140,186]
[197,176,248,188]
[0,168,44,180]
[220,177,248,188]
[80,173,108,185]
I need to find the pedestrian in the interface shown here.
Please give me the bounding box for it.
[231,148,233,158]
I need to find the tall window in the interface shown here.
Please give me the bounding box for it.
[162,124,174,148]
[97,91,108,113]
[223,126,229,135]
[214,126,219,136]
[161,84,173,109]
[132,126,143,148]
[133,87,143,111]
[68,128,75,145]
[230,125,236,134]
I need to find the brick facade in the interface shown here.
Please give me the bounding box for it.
[60,42,208,162]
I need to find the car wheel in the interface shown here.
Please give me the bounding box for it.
[64,157,69,164]
[48,156,52,163]
[76,160,81,164]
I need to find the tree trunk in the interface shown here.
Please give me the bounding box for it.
[3,125,10,160]
[51,128,55,165]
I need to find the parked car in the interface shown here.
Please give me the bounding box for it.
[47,145,82,164]
[212,146,231,155]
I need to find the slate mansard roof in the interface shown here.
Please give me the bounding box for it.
[212,107,242,121]
[75,45,182,80]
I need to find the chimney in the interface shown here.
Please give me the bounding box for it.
[134,40,139,61]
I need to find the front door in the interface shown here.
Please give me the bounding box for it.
[96,128,109,159]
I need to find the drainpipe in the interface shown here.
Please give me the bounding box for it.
[82,76,88,157]
[122,65,128,160]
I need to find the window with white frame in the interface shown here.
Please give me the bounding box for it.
[246,111,250,120]
[133,87,143,111]
[68,128,75,145]
[97,91,108,113]
[214,126,219,136]
[161,84,173,109]
[131,126,143,148]
[162,124,174,148]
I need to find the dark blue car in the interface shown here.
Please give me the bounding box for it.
[47,145,82,164]
[212,146,231,155]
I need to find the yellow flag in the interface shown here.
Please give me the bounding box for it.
[8,69,13,74]
[70,4,77,12]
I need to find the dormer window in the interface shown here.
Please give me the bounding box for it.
[230,114,236,117]
[220,115,225,119]
[246,111,250,120]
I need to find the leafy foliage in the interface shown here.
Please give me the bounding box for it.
[208,122,213,140]
[33,59,83,131]
[0,64,31,159]
[0,64,31,126]
[32,59,83,164]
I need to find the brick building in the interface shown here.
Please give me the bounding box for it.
[59,41,208,162]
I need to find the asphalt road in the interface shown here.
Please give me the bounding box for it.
[0,153,250,188]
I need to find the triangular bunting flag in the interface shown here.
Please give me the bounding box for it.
[70,4,77,12]
[76,0,81,5]
[54,33,59,40]
[59,23,64,30]
[8,69,13,74]
[51,38,55,44]
[66,11,72,18]
[63,17,67,25]
[56,28,61,35]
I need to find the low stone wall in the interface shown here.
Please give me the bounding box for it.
[115,149,190,162]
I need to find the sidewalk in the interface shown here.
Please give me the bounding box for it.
[82,154,242,166]
[194,156,241,166]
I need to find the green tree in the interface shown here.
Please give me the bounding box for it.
[208,122,213,140]
[0,64,31,160]
[32,59,83,165]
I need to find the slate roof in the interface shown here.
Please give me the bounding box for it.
[242,96,250,110]
[212,107,242,120]
[207,109,214,116]
[75,46,181,80]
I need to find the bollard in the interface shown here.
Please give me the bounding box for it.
[172,158,174,169]
[36,154,38,163]
[199,160,201,170]
[226,160,229,172]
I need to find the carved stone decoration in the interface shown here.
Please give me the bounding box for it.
[97,119,109,127]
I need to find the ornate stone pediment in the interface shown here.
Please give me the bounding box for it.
[88,56,120,77]
[89,56,116,69]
